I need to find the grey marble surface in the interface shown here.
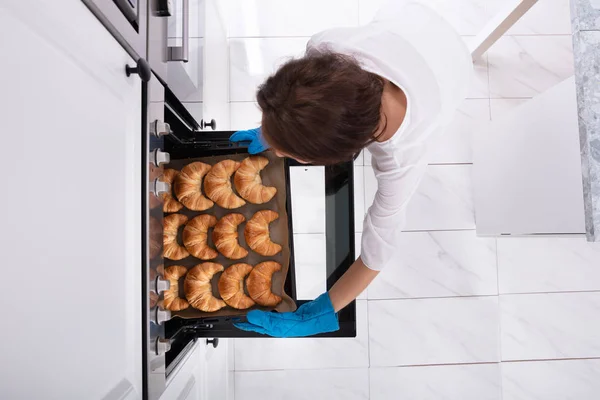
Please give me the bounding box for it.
[571,0,600,32]
[571,1,600,241]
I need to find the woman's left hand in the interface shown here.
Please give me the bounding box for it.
[234,293,339,337]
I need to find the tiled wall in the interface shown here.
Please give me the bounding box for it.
[214,1,600,399]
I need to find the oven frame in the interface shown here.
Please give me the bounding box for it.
[161,94,357,341]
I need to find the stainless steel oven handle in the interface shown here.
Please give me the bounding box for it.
[167,0,189,62]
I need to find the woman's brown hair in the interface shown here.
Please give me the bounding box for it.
[257,51,384,165]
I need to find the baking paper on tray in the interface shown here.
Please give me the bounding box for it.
[164,151,296,319]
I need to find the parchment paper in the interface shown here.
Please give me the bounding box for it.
[164,151,296,319]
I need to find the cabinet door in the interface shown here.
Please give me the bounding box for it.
[0,1,142,399]
[161,342,207,400]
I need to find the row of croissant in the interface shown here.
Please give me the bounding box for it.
[162,261,282,312]
[162,156,277,213]
[163,210,282,261]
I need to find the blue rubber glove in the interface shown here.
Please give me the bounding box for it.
[234,293,339,337]
[229,127,269,154]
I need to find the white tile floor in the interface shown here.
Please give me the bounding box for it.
[217,0,600,399]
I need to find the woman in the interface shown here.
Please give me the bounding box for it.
[232,0,473,337]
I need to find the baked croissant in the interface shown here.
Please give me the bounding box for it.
[183,214,218,260]
[244,210,282,256]
[161,265,189,311]
[218,263,255,309]
[204,160,246,209]
[184,263,226,312]
[213,213,249,259]
[174,162,214,211]
[161,169,184,213]
[163,214,190,260]
[247,261,282,307]
[234,156,277,204]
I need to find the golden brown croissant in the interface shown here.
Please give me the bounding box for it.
[184,263,227,312]
[183,214,218,260]
[204,160,246,209]
[163,214,190,260]
[161,169,184,213]
[244,210,282,256]
[234,156,277,204]
[161,265,189,311]
[174,162,214,211]
[218,263,255,309]
[247,261,282,307]
[213,213,249,259]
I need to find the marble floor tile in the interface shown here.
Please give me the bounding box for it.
[229,37,308,102]
[235,300,369,370]
[293,233,327,300]
[354,165,365,233]
[368,230,497,299]
[366,165,475,231]
[225,0,358,37]
[428,99,490,164]
[181,102,203,125]
[354,150,364,166]
[501,359,600,400]
[370,364,501,400]
[488,36,574,98]
[500,292,600,361]
[359,0,496,35]
[229,102,261,130]
[369,297,499,366]
[468,52,490,99]
[504,0,572,35]
[355,233,367,300]
[364,148,372,166]
[498,237,600,294]
[289,165,326,234]
[235,368,369,400]
[489,99,528,121]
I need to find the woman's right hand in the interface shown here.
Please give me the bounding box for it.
[229,127,269,154]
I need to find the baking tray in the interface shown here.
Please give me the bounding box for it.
[164,150,297,319]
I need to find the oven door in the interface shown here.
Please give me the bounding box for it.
[160,102,357,341]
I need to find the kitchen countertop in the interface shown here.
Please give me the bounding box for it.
[571,0,600,241]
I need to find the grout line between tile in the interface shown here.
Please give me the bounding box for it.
[499,289,600,296]
[235,356,600,374]
[367,289,600,302]
[501,356,600,364]
[369,361,500,369]
[227,35,312,39]
[235,366,370,373]
[367,294,498,301]
[427,162,473,166]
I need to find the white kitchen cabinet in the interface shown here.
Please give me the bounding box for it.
[161,339,232,400]
[162,341,208,400]
[474,77,586,236]
[0,1,142,399]
[204,339,234,400]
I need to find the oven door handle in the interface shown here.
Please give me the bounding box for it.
[168,0,189,62]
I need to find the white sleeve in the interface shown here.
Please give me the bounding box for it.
[360,142,428,271]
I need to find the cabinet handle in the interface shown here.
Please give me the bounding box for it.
[125,58,152,82]
[168,0,189,62]
[206,338,219,348]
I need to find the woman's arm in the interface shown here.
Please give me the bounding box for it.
[329,257,379,312]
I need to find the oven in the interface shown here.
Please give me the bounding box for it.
[77,1,358,398]
[144,78,358,399]
[82,0,148,60]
